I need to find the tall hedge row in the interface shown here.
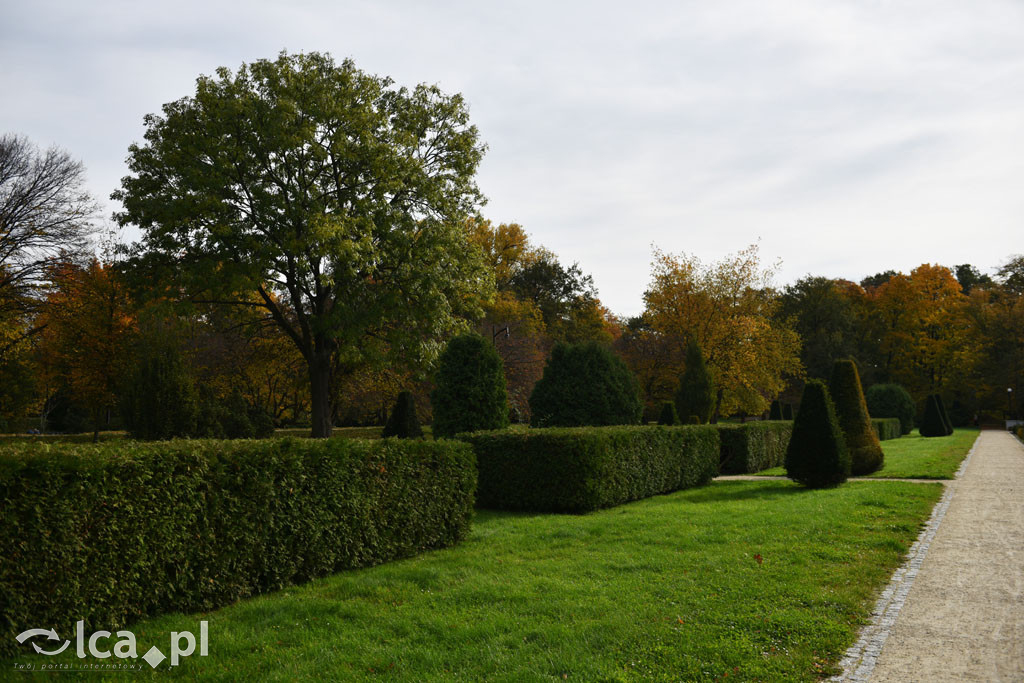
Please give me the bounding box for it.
[0,438,476,658]
[717,421,793,474]
[459,425,719,512]
[871,417,903,441]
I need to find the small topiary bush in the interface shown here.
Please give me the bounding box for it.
[783,403,794,420]
[785,380,850,488]
[829,360,884,475]
[658,401,679,425]
[675,338,715,424]
[871,417,903,441]
[431,333,510,439]
[0,437,475,659]
[865,384,915,435]
[460,425,719,512]
[769,400,783,420]
[717,421,793,474]
[529,342,642,427]
[383,391,423,439]
[920,394,949,437]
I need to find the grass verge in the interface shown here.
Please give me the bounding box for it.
[757,428,978,479]
[4,479,942,681]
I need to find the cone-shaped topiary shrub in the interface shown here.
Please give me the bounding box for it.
[783,403,794,420]
[829,360,884,475]
[383,391,423,439]
[529,342,642,427]
[935,394,954,435]
[675,338,716,424]
[785,380,850,488]
[865,383,915,435]
[431,333,510,438]
[658,401,679,425]
[919,394,948,437]
[769,400,783,420]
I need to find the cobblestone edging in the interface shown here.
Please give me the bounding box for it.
[829,435,980,682]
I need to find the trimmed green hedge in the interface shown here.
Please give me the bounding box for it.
[717,421,793,474]
[872,417,903,441]
[0,438,475,658]
[459,425,719,513]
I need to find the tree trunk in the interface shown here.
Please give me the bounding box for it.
[309,352,334,438]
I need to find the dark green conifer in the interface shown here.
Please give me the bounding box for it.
[785,380,850,488]
[383,391,423,438]
[829,360,884,475]
[675,338,715,424]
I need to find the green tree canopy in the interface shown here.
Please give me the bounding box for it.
[114,52,491,437]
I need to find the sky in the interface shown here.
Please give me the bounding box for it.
[2,0,1022,316]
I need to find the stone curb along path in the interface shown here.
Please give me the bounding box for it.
[832,430,1024,682]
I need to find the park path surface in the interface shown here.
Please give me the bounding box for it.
[844,430,1024,682]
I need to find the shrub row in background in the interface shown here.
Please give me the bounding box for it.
[717,421,793,474]
[872,417,903,441]
[460,425,719,513]
[0,438,476,658]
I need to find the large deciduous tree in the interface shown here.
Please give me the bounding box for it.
[642,244,802,418]
[0,134,96,358]
[115,52,491,437]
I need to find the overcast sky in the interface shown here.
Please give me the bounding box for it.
[2,0,1022,316]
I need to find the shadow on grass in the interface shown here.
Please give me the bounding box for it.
[682,479,814,505]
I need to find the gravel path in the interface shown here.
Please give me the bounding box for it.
[844,430,1024,682]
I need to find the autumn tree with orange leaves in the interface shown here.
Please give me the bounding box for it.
[641,244,802,418]
[35,258,136,438]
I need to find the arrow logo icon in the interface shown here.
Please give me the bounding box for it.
[16,628,70,655]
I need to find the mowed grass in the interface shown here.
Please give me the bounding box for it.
[758,428,978,479]
[11,479,942,681]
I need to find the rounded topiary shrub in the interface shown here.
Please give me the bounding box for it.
[675,338,715,424]
[782,403,794,420]
[383,391,423,439]
[529,341,642,427]
[865,383,915,435]
[769,400,783,420]
[657,401,679,426]
[431,333,509,438]
[785,380,850,488]
[920,394,949,437]
[829,360,883,475]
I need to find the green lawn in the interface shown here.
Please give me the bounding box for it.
[8,479,942,681]
[758,428,978,479]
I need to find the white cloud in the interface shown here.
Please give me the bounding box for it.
[2,0,1022,315]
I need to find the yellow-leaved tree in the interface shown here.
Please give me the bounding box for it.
[642,244,802,418]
